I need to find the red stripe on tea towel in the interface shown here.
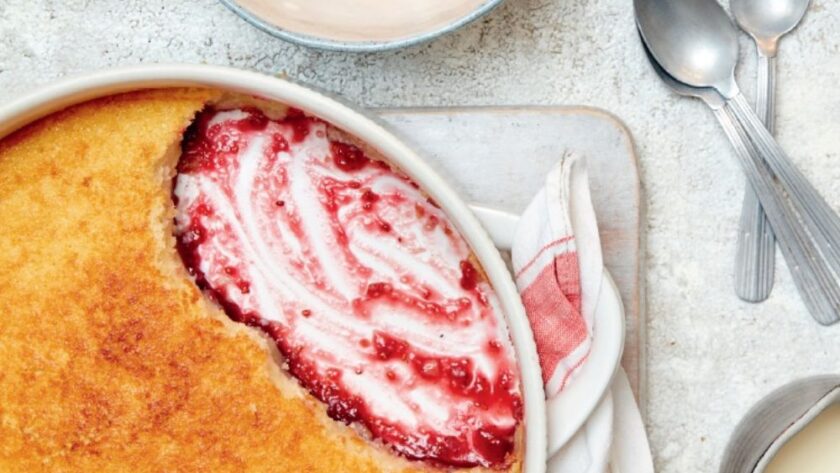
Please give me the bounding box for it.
[520,252,585,383]
[514,236,574,279]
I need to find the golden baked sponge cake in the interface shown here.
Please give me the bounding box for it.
[0,89,524,472]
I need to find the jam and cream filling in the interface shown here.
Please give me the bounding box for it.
[173,107,522,468]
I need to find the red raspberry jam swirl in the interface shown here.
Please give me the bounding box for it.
[173,107,523,468]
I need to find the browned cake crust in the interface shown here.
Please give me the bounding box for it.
[0,89,522,472]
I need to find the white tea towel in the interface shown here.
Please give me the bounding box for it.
[512,154,653,473]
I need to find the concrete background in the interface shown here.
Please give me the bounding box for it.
[2,1,839,471]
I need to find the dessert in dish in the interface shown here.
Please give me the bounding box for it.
[174,107,522,468]
[0,89,523,472]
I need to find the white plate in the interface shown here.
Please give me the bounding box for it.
[471,205,626,454]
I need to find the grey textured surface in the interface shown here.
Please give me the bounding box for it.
[1,1,839,471]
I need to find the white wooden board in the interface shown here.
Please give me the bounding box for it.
[376,107,645,406]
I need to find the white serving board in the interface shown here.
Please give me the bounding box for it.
[376,106,645,406]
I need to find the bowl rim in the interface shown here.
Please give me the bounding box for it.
[0,64,547,472]
[720,374,840,473]
[755,384,840,473]
[217,0,504,52]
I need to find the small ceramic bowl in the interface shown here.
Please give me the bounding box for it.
[720,375,840,473]
[219,0,503,52]
[0,64,547,472]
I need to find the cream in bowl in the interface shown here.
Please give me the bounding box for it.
[763,403,840,473]
[220,0,502,51]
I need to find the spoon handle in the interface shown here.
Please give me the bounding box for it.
[734,54,777,302]
[757,54,777,132]
[735,182,775,301]
[716,106,838,324]
[730,94,840,268]
[723,94,840,325]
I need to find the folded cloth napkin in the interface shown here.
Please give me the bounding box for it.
[512,154,654,473]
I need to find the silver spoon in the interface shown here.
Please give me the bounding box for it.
[634,0,840,325]
[638,37,839,326]
[731,0,811,303]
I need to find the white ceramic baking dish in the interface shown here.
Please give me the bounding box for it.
[0,64,547,473]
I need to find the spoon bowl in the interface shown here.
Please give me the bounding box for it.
[634,0,740,97]
[732,0,811,55]
[639,38,726,109]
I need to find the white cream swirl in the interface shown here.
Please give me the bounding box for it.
[173,108,521,468]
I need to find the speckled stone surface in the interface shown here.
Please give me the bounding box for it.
[1,1,839,471]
